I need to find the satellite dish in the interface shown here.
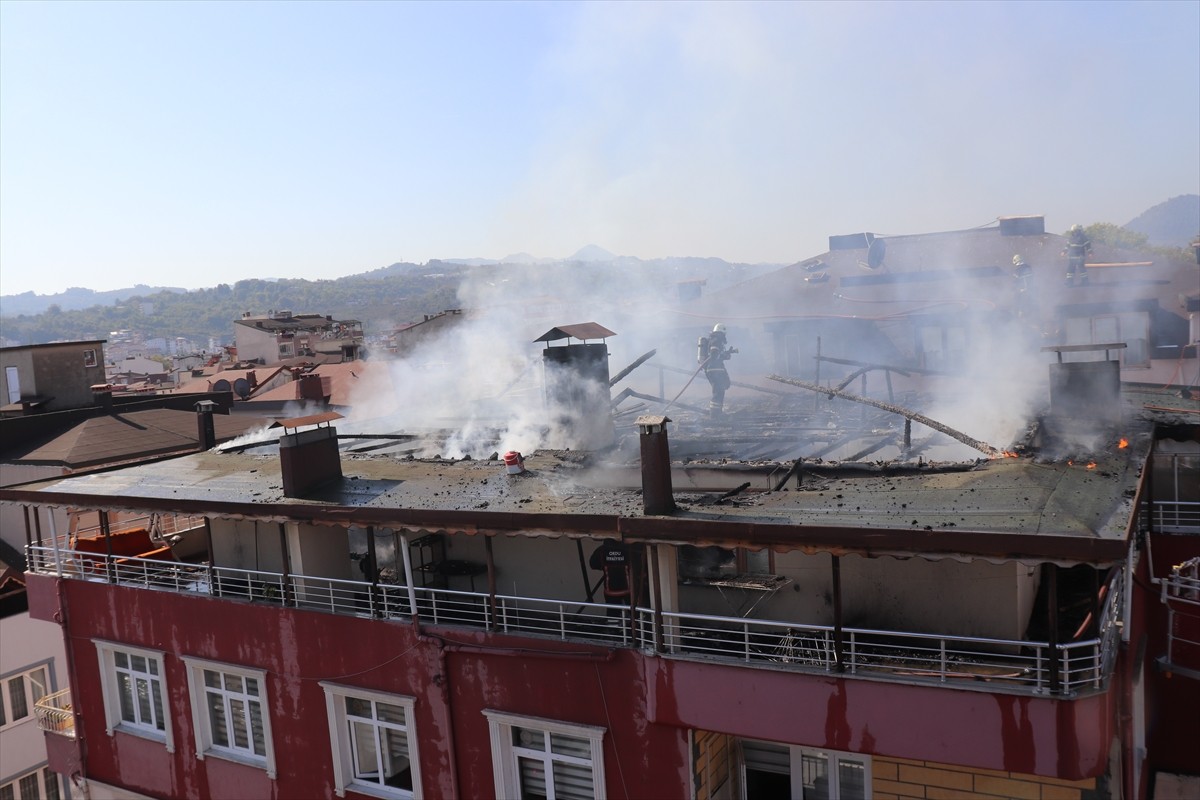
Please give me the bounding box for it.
[213,379,231,393]
[866,237,887,269]
[233,378,251,400]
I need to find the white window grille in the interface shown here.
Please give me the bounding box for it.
[94,641,173,750]
[0,665,48,730]
[182,657,275,777]
[320,683,421,799]
[484,710,606,800]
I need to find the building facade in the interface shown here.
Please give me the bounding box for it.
[1,341,107,417]
[6,406,1196,800]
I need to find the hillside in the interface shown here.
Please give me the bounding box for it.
[0,284,188,316]
[0,255,771,346]
[1125,194,1199,247]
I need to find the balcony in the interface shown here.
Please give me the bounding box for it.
[34,688,75,738]
[25,545,1123,698]
[1147,501,1200,533]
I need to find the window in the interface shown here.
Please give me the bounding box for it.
[83,349,97,367]
[183,657,276,777]
[94,641,173,750]
[0,666,48,729]
[484,710,606,800]
[741,740,870,799]
[320,683,421,799]
[0,768,61,800]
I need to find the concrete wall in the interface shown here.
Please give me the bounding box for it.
[233,326,276,366]
[674,549,1038,642]
[0,349,36,405]
[18,343,108,410]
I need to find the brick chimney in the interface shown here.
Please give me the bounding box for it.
[637,415,675,515]
[280,424,342,497]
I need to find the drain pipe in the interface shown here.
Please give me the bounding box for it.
[399,533,460,799]
[55,573,91,799]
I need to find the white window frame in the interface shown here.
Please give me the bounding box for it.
[0,664,49,731]
[0,766,61,800]
[182,656,276,778]
[94,640,174,751]
[320,682,421,799]
[741,739,871,799]
[483,710,606,800]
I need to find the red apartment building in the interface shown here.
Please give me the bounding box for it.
[4,394,1197,800]
[5,219,1198,800]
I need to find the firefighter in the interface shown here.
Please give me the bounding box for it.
[589,539,631,618]
[1011,255,1037,323]
[1063,224,1091,286]
[698,323,736,417]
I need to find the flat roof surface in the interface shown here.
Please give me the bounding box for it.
[2,419,1153,564]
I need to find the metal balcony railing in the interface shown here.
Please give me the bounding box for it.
[34,688,75,738]
[1145,501,1200,533]
[25,545,1121,697]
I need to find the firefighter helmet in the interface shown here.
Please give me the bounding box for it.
[712,323,727,334]
[1012,255,1025,266]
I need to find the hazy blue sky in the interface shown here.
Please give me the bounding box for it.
[1,0,1197,296]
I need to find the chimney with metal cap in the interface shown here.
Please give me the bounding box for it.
[195,399,218,450]
[637,415,675,515]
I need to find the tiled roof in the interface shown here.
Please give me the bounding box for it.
[12,408,271,468]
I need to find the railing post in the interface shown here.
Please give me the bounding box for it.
[939,639,947,682]
[832,555,845,673]
[399,534,419,623]
[485,535,498,632]
[849,631,856,674]
[47,510,64,578]
[278,523,293,607]
[743,623,751,662]
[1047,564,1061,694]
[101,510,115,583]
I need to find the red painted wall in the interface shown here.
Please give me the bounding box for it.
[30,574,688,800]
[644,655,1114,781]
[28,571,1117,798]
[1140,532,1200,775]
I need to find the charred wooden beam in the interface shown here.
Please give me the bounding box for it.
[651,362,793,396]
[609,349,657,387]
[767,374,1004,457]
[815,354,946,377]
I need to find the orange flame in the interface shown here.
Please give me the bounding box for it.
[1118,438,1129,449]
[1086,462,1097,470]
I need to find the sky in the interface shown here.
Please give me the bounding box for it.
[1,0,1197,297]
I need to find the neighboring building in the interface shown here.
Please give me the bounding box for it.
[383,309,467,356]
[0,561,68,800]
[1,342,107,417]
[684,220,1198,388]
[5,384,1197,800]
[234,311,364,365]
[244,361,397,413]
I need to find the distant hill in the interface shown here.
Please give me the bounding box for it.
[569,244,618,262]
[0,285,187,316]
[0,253,779,346]
[1125,194,1199,248]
